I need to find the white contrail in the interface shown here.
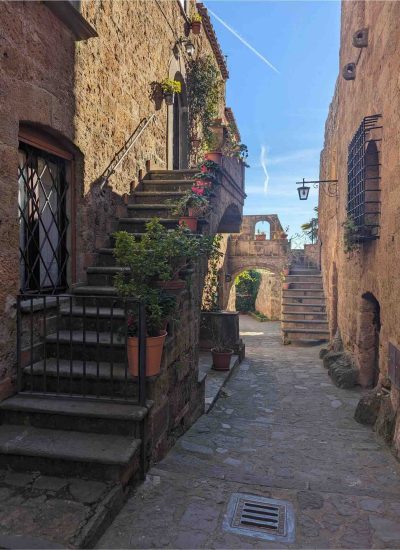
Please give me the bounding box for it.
[260,145,270,193]
[207,8,279,74]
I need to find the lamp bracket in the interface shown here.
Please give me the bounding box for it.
[296,178,338,198]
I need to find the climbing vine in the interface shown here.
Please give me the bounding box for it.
[202,234,223,312]
[187,56,223,148]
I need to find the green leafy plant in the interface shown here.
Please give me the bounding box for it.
[235,270,261,312]
[342,216,360,254]
[161,79,182,95]
[301,206,318,243]
[187,56,223,149]
[168,190,210,217]
[114,219,216,334]
[252,310,269,322]
[202,234,224,312]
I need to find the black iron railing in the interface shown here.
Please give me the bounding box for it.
[16,294,147,406]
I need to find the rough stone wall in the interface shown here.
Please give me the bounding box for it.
[255,271,281,320]
[0,0,231,381]
[0,2,76,379]
[319,1,400,455]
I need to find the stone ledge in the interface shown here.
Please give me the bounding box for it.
[198,352,239,413]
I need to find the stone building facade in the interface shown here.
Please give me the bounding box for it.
[319,1,400,455]
[0,0,245,471]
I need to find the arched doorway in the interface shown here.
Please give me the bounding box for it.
[356,292,381,387]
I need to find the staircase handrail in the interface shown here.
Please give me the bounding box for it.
[100,114,157,190]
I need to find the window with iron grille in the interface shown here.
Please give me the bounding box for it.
[347,115,382,240]
[18,143,69,294]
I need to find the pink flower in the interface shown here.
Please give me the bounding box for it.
[201,165,208,173]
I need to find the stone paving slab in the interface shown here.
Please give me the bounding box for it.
[198,352,239,412]
[0,469,124,547]
[99,317,400,549]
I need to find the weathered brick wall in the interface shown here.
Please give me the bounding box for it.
[255,271,281,320]
[319,1,400,454]
[0,2,76,379]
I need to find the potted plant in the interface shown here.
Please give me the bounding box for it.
[170,189,211,232]
[211,344,233,371]
[190,12,202,35]
[161,78,182,106]
[255,230,266,241]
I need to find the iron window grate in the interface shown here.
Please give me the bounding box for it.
[223,493,295,543]
[18,143,69,294]
[347,114,382,240]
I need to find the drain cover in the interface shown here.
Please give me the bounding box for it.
[223,493,295,543]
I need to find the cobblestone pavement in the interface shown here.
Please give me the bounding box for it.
[99,316,400,549]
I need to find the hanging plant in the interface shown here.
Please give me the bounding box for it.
[161,79,182,105]
[187,56,223,150]
[190,12,202,34]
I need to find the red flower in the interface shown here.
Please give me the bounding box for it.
[201,165,208,173]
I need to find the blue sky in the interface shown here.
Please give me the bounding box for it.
[206,0,341,238]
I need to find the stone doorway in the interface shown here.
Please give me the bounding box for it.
[356,292,381,387]
[171,73,189,170]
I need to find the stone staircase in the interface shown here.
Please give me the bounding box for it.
[281,265,329,346]
[0,168,201,483]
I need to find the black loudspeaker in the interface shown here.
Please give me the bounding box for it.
[342,63,356,80]
[353,28,369,48]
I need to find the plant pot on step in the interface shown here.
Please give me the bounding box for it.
[282,282,290,290]
[156,279,186,294]
[205,151,222,164]
[128,331,167,378]
[179,216,198,232]
[211,348,233,371]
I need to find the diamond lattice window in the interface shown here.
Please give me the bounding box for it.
[18,143,69,294]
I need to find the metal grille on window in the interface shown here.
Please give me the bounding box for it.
[347,114,382,240]
[18,143,69,294]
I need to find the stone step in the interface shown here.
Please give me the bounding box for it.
[118,217,179,233]
[86,266,129,286]
[0,424,141,482]
[283,328,329,340]
[126,204,174,218]
[142,180,194,193]
[282,311,328,321]
[0,395,151,436]
[282,319,328,330]
[22,359,136,398]
[287,282,323,290]
[96,248,116,267]
[73,285,117,296]
[290,269,320,275]
[282,303,326,313]
[131,191,185,204]
[282,296,325,306]
[59,303,127,332]
[287,274,322,279]
[285,337,329,347]
[143,169,197,181]
[44,330,125,362]
[283,288,324,296]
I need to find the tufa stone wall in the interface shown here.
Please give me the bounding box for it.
[319,1,400,455]
[255,271,281,320]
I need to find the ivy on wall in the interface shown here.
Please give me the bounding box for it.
[187,55,223,149]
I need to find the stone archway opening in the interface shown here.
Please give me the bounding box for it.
[172,72,189,169]
[356,292,381,388]
[255,221,271,240]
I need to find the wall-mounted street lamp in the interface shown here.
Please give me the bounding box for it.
[296,178,338,201]
[177,37,195,57]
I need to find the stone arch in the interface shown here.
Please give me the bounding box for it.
[240,215,284,239]
[167,54,189,170]
[356,292,381,388]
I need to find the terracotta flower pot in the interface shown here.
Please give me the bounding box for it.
[211,348,233,371]
[156,279,186,294]
[282,282,290,290]
[191,21,201,34]
[205,151,222,164]
[255,234,266,241]
[179,216,198,232]
[127,331,167,377]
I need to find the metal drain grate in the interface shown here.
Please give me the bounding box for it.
[223,493,295,543]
